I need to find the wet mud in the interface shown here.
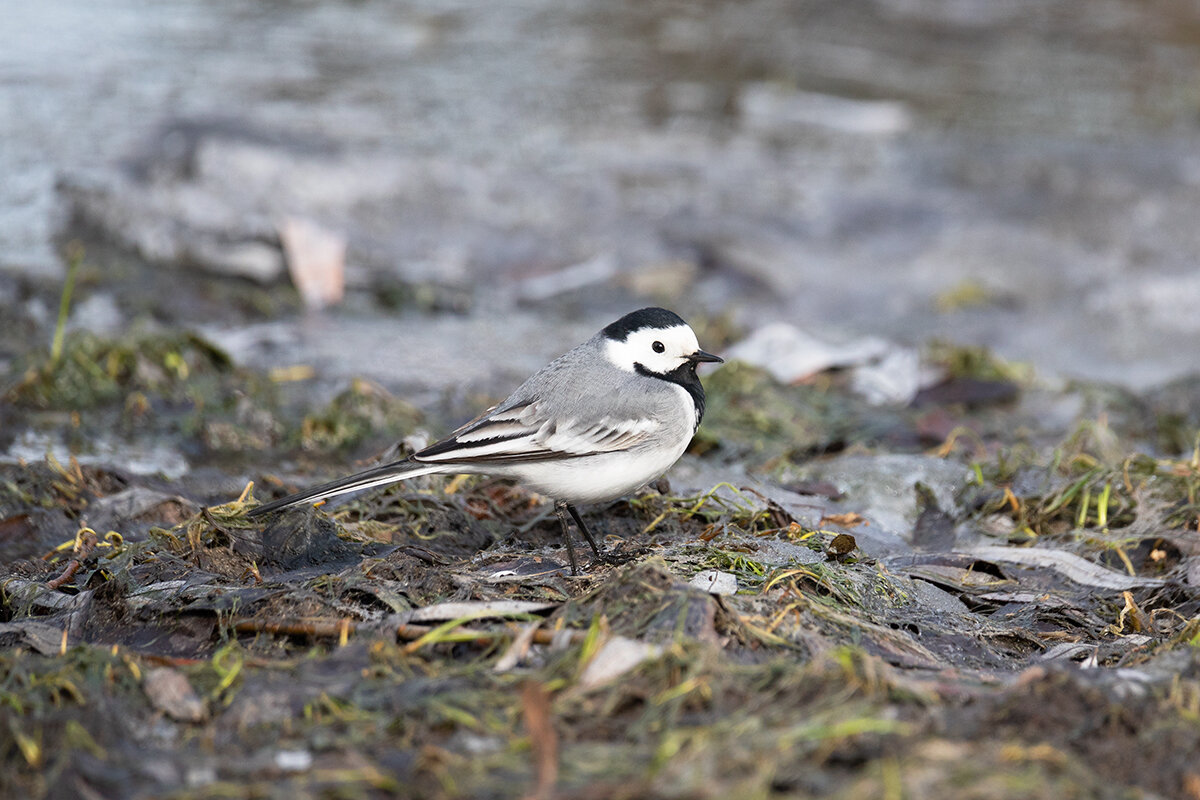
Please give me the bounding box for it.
[2,328,1199,799]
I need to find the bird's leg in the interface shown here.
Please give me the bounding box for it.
[554,501,603,575]
[565,503,601,560]
[554,500,580,575]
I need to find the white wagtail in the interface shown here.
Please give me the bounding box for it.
[248,307,723,573]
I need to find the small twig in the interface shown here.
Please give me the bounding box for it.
[521,681,558,800]
[394,544,451,566]
[232,617,587,648]
[46,526,98,590]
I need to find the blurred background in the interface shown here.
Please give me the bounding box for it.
[4,0,1200,402]
[6,7,1200,795]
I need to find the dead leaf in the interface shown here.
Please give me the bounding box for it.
[1113,591,1149,634]
[278,216,346,309]
[966,546,1166,591]
[577,636,663,691]
[820,512,868,529]
[0,621,70,656]
[494,621,542,672]
[409,600,558,623]
[521,681,557,800]
[143,667,206,722]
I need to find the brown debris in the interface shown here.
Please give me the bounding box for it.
[520,681,558,800]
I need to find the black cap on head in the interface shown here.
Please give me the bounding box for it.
[601,307,687,341]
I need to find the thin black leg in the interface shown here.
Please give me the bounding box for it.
[565,503,601,560]
[554,500,580,575]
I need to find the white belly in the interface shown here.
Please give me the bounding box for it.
[505,437,690,505]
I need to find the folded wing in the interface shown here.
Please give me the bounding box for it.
[415,400,660,464]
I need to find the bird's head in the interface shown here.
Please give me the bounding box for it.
[601,307,723,377]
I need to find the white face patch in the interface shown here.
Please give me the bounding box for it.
[604,323,701,375]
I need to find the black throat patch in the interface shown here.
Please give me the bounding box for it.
[634,360,706,431]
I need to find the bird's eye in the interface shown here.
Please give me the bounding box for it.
[652,340,665,353]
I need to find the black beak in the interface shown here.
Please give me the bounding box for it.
[689,349,724,364]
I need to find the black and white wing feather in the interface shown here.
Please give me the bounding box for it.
[248,399,663,516]
[414,399,661,464]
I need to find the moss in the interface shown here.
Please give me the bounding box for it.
[925,340,1033,384]
[296,378,423,453]
[965,417,1200,540]
[695,362,868,462]
[7,329,235,411]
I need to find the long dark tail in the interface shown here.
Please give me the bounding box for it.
[248,458,445,517]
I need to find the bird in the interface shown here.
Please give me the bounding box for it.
[248,307,723,573]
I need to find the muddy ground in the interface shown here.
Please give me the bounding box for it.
[1,282,1199,799]
[5,3,1200,796]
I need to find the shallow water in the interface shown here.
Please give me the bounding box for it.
[4,0,1200,390]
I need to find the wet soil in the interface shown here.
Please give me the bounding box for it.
[2,325,1199,800]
